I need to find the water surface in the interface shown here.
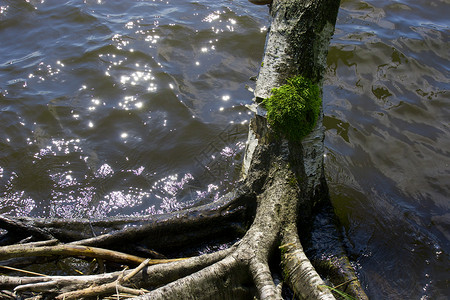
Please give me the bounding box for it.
[324,0,449,298]
[1,0,268,217]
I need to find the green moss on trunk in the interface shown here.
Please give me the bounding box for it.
[262,76,321,141]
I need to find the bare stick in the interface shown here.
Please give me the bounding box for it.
[0,244,186,266]
[123,258,150,282]
[0,265,47,277]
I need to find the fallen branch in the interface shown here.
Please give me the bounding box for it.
[0,265,47,277]
[2,246,234,297]
[55,258,151,300]
[0,243,186,266]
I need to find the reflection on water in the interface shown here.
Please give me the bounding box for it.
[324,0,449,298]
[0,0,449,298]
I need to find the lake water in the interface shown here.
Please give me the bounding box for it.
[0,0,448,298]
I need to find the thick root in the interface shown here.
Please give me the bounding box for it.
[1,186,254,253]
[281,226,335,300]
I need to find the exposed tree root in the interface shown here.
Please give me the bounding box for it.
[0,1,370,299]
[0,123,364,299]
[0,215,55,244]
[3,185,254,249]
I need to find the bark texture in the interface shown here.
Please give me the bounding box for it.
[0,1,369,299]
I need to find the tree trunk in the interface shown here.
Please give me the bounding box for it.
[0,1,369,299]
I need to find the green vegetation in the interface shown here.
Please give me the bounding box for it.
[262,76,321,141]
[288,175,298,187]
[319,284,357,300]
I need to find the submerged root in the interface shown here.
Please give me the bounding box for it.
[1,185,254,253]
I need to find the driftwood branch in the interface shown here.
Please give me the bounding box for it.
[54,258,151,300]
[1,247,234,296]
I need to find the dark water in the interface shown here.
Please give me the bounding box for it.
[0,0,448,298]
[0,0,268,217]
[324,0,449,298]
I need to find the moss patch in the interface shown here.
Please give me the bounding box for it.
[262,76,321,141]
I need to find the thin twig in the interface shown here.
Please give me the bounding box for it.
[333,278,358,289]
[0,265,47,277]
[123,258,150,282]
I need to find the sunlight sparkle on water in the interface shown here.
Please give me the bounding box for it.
[50,171,76,188]
[95,164,114,178]
[0,5,8,15]
[120,95,146,110]
[203,11,221,23]
[148,83,157,92]
[1,191,35,217]
[145,35,160,44]
[148,173,195,214]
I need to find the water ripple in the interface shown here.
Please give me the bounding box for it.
[0,0,262,219]
[325,0,449,298]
